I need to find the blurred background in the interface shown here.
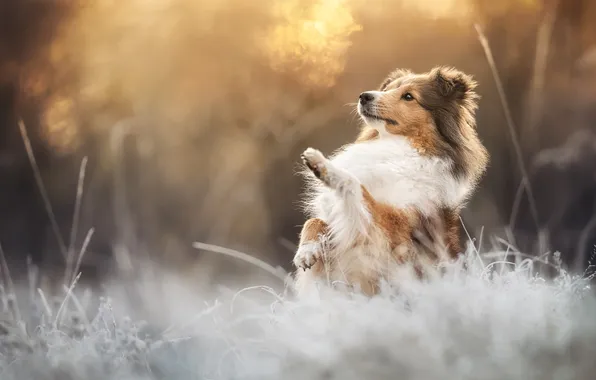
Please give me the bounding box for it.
[1,0,595,291]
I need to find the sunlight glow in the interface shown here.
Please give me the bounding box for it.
[28,0,541,153]
[261,0,362,88]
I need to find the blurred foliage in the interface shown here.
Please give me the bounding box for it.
[0,0,596,286]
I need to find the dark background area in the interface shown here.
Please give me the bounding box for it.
[1,0,596,289]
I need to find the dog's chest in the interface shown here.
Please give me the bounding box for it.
[330,138,458,208]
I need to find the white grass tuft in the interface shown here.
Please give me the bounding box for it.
[0,245,595,380]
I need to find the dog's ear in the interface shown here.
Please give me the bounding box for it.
[431,66,477,101]
[379,68,413,91]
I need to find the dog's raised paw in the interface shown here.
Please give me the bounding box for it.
[301,148,327,179]
[293,242,322,270]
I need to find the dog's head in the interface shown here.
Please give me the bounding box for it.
[356,66,488,181]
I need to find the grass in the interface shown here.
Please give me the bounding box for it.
[0,242,595,380]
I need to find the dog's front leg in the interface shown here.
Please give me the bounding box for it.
[301,148,360,199]
[293,218,329,271]
[301,147,372,237]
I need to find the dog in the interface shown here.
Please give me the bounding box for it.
[292,66,489,295]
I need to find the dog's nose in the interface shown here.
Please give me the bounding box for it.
[359,92,375,105]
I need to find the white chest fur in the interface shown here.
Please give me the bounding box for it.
[306,137,469,220]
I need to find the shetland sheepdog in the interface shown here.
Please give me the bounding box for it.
[293,66,489,295]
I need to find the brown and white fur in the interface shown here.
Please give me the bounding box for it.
[293,66,489,296]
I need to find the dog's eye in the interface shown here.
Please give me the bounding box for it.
[402,92,414,101]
